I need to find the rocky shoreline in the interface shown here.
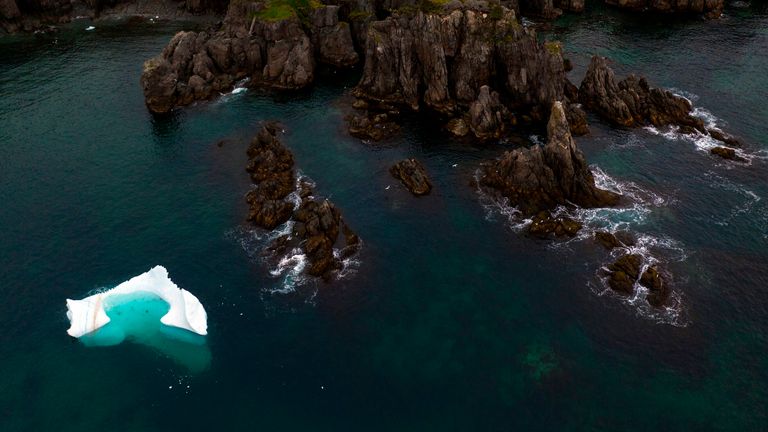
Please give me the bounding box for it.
[2,0,729,35]
[136,1,747,307]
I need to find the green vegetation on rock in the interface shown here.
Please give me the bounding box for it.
[255,0,322,22]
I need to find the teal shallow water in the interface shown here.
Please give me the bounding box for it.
[1,11,767,431]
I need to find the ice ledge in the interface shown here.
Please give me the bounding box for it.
[66,266,208,338]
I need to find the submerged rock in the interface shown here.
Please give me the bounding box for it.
[528,210,582,238]
[594,230,635,250]
[710,146,746,162]
[390,158,432,196]
[579,56,739,146]
[479,101,620,217]
[245,122,360,280]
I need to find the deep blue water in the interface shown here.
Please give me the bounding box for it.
[1,10,767,431]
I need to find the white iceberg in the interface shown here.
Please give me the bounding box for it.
[66,265,207,338]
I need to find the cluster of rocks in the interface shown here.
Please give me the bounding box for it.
[141,1,358,113]
[390,158,432,195]
[245,122,360,280]
[478,101,620,237]
[594,231,669,307]
[580,57,737,138]
[350,5,567,141]
[579,55,742,160]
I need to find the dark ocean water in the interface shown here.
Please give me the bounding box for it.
[1,8,767,431]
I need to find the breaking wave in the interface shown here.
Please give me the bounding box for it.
[645,100,764,164]
[227,172,361,296]
[475,165,687,325]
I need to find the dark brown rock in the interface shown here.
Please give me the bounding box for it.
[244,122,360,280]
[310,5,359,67]
[594,230,634,250]
[606,253,642,294]
[579,56,739,147]
[528,210,582,237]
[468,85,511,140]
[347,111,401,141]
[710,146,746,162]
[245,122,296,230]
[390,158,432,196]
[639,265,669,307]
[479,101,620,216]
[354,6,564,125]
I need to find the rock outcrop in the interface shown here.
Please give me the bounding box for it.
[604,0,723,18]
[528,210,582,238]
[710,146,746,162]
[594,230,634,250]
[245,122,360,280]
[141,1,358,114]
[478,101,620,219]
[605,253,642,294]
[603,253,670,307]
[352,5,565,140]
[579,56,739,145]
[390,158,432,195]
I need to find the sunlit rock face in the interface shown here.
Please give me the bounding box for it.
[66,266,210,372]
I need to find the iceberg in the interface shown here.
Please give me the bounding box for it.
[66,265,208,338]
[66,266,210,371]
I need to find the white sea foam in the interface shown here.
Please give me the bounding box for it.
[704,171,763,226]
[230,172,360,295]
[644,104,762,164]
[476,164,687,325]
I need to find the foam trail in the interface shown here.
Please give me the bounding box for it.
[476,165,687,325]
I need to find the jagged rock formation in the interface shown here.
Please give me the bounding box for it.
[245,122,360,280]
[352,5,565,140]
[0,0,228,33]
[478,101,620,220]
[390,158,432,195]
[246,122,296,229]
[141,1,358,114]
[594,230,634,249]
[603,253,670,307]
[604,0,723,18]
[596,233,670,307]
[579,55,739,145]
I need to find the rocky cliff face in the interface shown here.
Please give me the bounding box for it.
[140,1,358,114]
[478,101,620,216]
[352,5,565,139]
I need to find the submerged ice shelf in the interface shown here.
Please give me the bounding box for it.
[66,265,208,338]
